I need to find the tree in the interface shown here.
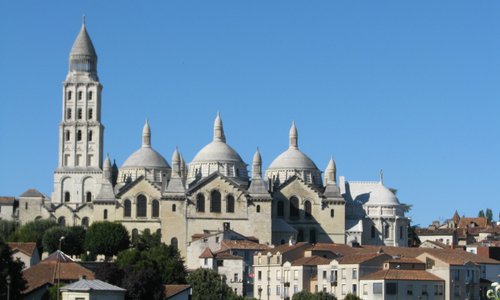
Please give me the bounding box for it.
[486,208,493,223]
[187,268,237,300]
[315,292,336,300]
[293,290,315,300]
[131,228,161,251]
[94,262,124,286]
[42,226,86,255]
[121,265,164,300]
[479,210,485,218]
[0,238,27,299]
[0,220,19,241]
[10,219,57,253]
[343,293,361,300]
[84,221,129,260]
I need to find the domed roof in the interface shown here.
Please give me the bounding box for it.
[121,121,170,169]
[366,183,400,206]
[267,122,319,171]
[190,112,245,164]
[70,18,97,58]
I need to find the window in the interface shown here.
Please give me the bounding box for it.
[210,190,221,213]
[276,270,281,280]
[78,91,82,100]
[399,226,404,239]
[81,217,89,229]
[452,269,460,281]
[67,108,72,120]
[88,91,93,100]
[341,268,346,279]
[88,108,93,119]
[196,193,205,212]
[454,285,460,296]
[58,217,66,226]
[297,229,304,242]
[352,284,357,295]
[352,269,357,279]
[25,202,28,210]
[258,271,262,280]
[293,285,298,294]
[323,270,327,279]
[294,270,299,280]
[88,130,93,141]
[204,258,208,266]
[77,130,82,141]
[65,130,70,141]
[309,229,316,243]
[171,237,178,249]
[341,284,346,295]
[276,285,281,296]
[152,200,160,217]
[406,284,413,295]
[371,225,376,239]
[64,191,71,202]
[426,257,435,269]
[363,284,368,295]
[290,197,299,217]
[103,209,108,220]
[172,203,176,212]
[234,273,238,282]
[226,195,235,213]
[304,200,312,218]
[330,209,334,218]
[86,192,92,202]
[124,199,131,217]
[373,283,382,294]
[136,195,147,217]
[277,201,284,217]
[385,224,390,239]
[131,229,139,242]
[422,285,428,296]
[386,283,398,295]
[256,205,260,213]
[67,91,72,100]
[77,108,82,119]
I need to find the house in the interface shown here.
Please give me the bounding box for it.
[164,285,192,300]
[0,196,17,220]
[60,279,125,300]
[8,242,40,269]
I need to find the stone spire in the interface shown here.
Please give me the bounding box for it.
[142,120,151,148]
[180,153,187,180]
[103,154,112,181]
[95,154,116,202]
[171,148,181,177]
[289,121,298,149]
[213,112,226,143]
[69,16,98,77]
[252,148,262,179]
[324,157,336,185]
[163,148,186,194]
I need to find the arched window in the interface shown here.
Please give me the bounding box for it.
[86,192,92,202]
[256,205,261,213]
[88,91,93,100]
[304,200,312,219]
[124,199,131,217]
[88,130,93,142]
[290,197,299,218]
[77,130,82,141]
[171,237,178,250]
[297,229,304,242]
[196,194,205,212]
[152,200,160,217]
[103,209,108,220]
[277,201,284,217]
[67,91,72,100]
[77,108,82,119]
[137,195,147,217]
[64,191,71,202]
[25,202,28,210]
[65,130,70,141]
[384,224,390,239]
[66,108,72,120]
[309,229,317,243]
[371,225,376,239]
[210,190,221,213]
[81,217,89,229]
[330,209,334,218]
[172,204,176,212]
[78,91,82,100]
[58,217,66,227]
[226,195,235,213]
[399,226,404,240]
[88,108,93,120]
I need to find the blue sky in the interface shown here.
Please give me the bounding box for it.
[0,1,499,227]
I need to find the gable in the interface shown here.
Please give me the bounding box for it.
[277,177,323,202]
[118,177,162,200]
[188,172,248,200]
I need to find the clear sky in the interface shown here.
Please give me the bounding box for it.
[0,1,499,227]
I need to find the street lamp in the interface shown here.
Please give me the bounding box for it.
[6,274,11,300]
[57,236,65,300]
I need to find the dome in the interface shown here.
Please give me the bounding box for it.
[122,147,169,168]
[268,147,318,170]
[366,184,400,206]
[191,141,244,163]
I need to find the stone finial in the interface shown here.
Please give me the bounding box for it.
[213,112,226,143]
[142,119,151,147]
[379,169,384,184]
[103,154,112,180]
[252,147,262,179]
[289,121,298,149]
[172,148,181,177]
[325,157,336,184]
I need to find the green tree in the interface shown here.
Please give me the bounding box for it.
[84,221,129,260]
[42,226,86,255]
[94,262,124,286]
[121,265,164,300]
[315,292,337,300]
[292,290,315,300]
[131,228,161,251]
[344,293,361,300]
[485,208,493,223]
[187,268,237,300]
[479,210,485,218]
[10,219,57,253]
[0,238,27,299]
[0,220,19,241]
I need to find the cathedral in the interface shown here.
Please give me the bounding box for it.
[15,21,410,258]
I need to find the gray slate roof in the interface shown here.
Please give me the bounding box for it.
[70,24,97,58]
[60,279,125,292]
[19,188,45,198]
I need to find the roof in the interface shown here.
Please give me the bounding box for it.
[458,217,488,229]
[164,284,191,298]
[70,23,97,58]
[19,188,45,198]
[338,253,389,265]
[267,242,310,255]
[60,279,125,292]
[291,255,330,266]
[199,247,214,259]
[23,251,95,294]
[272,218,298,233]
[418,248,500,265]
[268,147,319,171]
[122,146,169,169]
[361,269,444,281]
[220,240,270,251]
[310,243,361,257]
[364,183,400,206]
[214,251,243,260]
[416,228,455,236]
[8,242,37,256]
[0,196,16,204]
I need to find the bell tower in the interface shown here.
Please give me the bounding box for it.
[52,18,104,207]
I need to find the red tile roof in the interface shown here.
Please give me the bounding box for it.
[164,284,191,298]
[458,217,488,229]
[8,242,37,257]
[266,242,310,255]
[361,269,444,281]
[199,247,214,259]
[220,239,270,251]
[0,196,16,204]
[291,255,331,266]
